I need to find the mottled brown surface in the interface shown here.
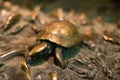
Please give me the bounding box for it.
[0,0,120,80]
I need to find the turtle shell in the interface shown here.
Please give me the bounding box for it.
[37,20,82,48]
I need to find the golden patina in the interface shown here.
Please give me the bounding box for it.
[29,20,82,68]
[0,20,83,80]
[37,20,82,48]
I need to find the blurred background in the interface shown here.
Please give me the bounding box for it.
[0,0,120,22]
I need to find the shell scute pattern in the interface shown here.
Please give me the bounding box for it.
[37,20,82,48]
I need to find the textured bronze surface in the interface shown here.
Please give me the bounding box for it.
[0,0,120,80]
[29,20,82,70]
[37,20,82,48]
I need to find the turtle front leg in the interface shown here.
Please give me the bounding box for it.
[54,48,66,69]
[29,42,48,56]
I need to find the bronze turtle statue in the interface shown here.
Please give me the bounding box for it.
[0,20,82,80]
[29,20,82,68]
